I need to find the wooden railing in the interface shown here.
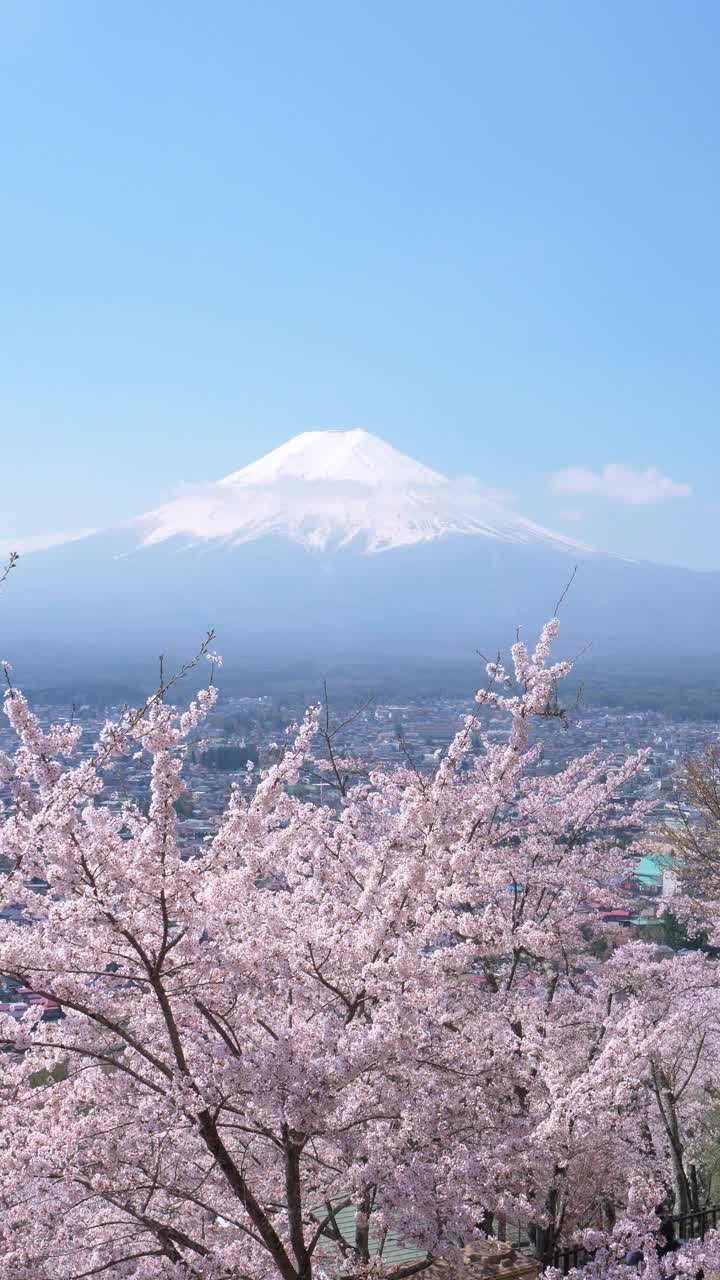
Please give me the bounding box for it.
[549,1205,720,1274]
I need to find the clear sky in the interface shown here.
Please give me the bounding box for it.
[1,0,718,569]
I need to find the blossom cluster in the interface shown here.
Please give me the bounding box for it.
[0,621,716,1280]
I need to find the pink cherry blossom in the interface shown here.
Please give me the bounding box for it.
[0,620,714,1279]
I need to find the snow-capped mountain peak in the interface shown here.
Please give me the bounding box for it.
[138,430,586,555]
[6,431,719,675]
[220,428,445,490]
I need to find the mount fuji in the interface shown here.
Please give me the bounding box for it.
[136,429,584,555]
[2,430,718,681]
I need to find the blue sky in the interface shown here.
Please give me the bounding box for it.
[1,0,718,569]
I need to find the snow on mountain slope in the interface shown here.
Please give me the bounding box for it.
[220,428,445,489]
[138,429,586,554]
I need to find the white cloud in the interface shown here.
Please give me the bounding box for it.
[551,464,691,506]
[558,507,585,523]
[0,529,97,557]
[454,476,518,505]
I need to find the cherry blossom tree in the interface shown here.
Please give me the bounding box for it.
[665,745,720,942]
[0,617,700,1280]
[610,946,720,1216]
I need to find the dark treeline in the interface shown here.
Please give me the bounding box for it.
[21,656,720,722]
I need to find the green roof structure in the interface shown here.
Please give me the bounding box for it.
[311,1200,424,1271]
[633,853,674,887]
[634,856,662,887]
